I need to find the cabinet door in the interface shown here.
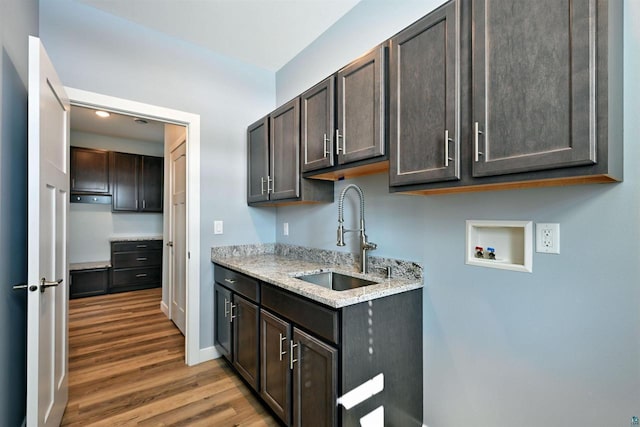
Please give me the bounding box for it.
[233,294,259,391]
[337,45,386,165]
[214,284,232,361]
[270,98,300,201]
[140,155,163,212]
[472,0,596,177]
[260,309,291,425]
[247,116,270,203]
[301,77,335,172]
[111,152,139,211]
[292,327,337,427]
[70,147,109,193]
[389,1,459,186]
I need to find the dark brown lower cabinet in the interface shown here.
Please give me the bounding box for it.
[292,327,337,427]
[214,283,232,360]
[69,268,109,299]
[260,309,291,425]
[233,294,259,390]
[260,310,337,427]
[215,264,423,427]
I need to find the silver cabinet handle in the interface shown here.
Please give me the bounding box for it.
[278,333,288,361]
[71,178,75,189]
[261,177,266,195]
[40,277,63,293]
[268,176,274,194]
[224,278,236,285]
[142,200,146,209]
[224,298,229,318]
[136,257,148,261]
[230,303,237,322]
[323,133,330,158]
[474,122,484,162]
[289,341,298,370]
[136,244,148,248]
[135,273,148,278]
[335,129,343,154]
[444,129,454,167]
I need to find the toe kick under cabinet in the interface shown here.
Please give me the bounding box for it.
[110,240,163,293]
[214,264,423,427]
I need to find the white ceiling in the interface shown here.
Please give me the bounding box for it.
[70,105,166,143]
[76,0,362,71]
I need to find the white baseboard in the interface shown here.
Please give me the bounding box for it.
[196,346,221,364]
[160,301,169,317]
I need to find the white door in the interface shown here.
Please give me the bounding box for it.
[26,36,69,427]
[170,140,187,334]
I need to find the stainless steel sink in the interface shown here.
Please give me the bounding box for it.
[296,271,377,291]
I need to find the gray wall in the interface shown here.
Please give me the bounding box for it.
[275,1,640,426]
[69,131,164,263]
[0,0,38,425]
[39,0,277,349]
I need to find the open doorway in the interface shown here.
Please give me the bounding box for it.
[66,87,202,366]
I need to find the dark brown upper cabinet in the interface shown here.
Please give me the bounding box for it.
[247,116,270,204]
[270,98,301,201]
[472,0,597,177]
[70,146,110,194]
[336,44,386,165]
[247,100,333,206]
[301,77,335,172]
[139,156,164,212]
[389,0,459,186]
[111,152,163,212]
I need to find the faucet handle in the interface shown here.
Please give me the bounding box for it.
[364,241,377,251]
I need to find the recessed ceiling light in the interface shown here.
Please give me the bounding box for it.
[134,118,148,124]
[95,110,110,118]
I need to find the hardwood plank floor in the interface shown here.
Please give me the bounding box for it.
[62,288,279,426]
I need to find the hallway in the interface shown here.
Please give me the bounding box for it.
[62,288,278,426]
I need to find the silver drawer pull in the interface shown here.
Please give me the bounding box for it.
[474,122,484,162]
[290,341,298,370]
[136,257,148,261]
[136,273,148,278]
[224,299,229,318]
[136,244,148,248]
[279,333,288,361]
[224,278,236,284]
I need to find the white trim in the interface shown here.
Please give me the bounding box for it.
[160,301,170,317]
[199,345,222,361]
[65,87,203,366]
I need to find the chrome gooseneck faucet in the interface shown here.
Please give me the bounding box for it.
[337,184,377,274]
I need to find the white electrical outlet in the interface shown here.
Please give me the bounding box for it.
[536,223,560,254]
[283,222,289,236]
[214,220,223,235]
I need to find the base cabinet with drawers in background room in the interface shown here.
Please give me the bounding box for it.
[214,264,423,427]
[110,239,162,293]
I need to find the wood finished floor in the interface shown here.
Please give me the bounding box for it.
[62,288,279,426]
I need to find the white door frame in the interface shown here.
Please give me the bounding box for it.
[65,87,202,366]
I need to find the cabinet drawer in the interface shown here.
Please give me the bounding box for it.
[262,284,338,345]
[112,250,162,268]
[111,240,163,252]
[111,267,161,288]
[214,265,259,303]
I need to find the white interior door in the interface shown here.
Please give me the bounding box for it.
[170,140,187,335]
[26,36,70,427]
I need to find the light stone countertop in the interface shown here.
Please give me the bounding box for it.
[211,254,423,309]
[69,261,111,270]
[109,236,163,242]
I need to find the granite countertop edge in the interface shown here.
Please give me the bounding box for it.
[212,254,423,309]
[109,235,163,242]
